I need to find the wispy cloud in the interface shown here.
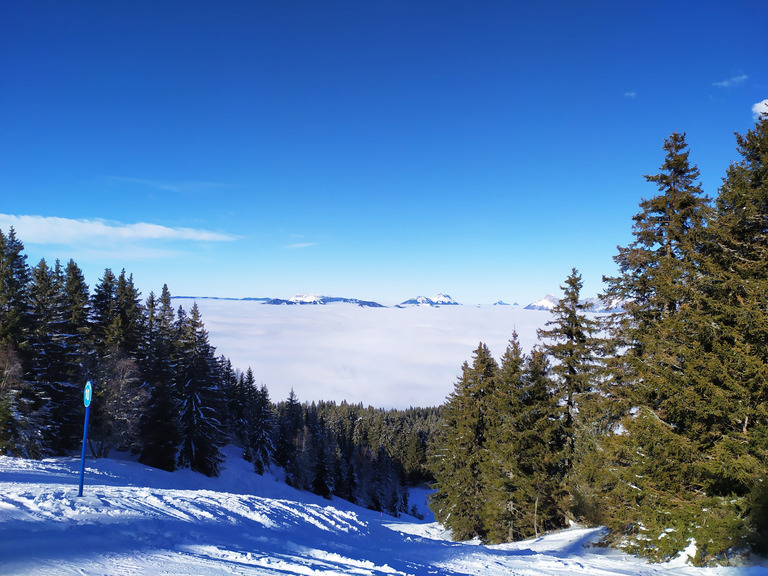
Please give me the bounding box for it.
[713,74,748,88]
[624,91,636,98]
[0,214,237,245]
[286,242,317,249]
[107,177,236,194]
[754,99,768,120]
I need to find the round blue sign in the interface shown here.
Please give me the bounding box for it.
[83,381,92,408]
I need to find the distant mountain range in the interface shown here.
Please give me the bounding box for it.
[173,292,625,312]
[523,294,625,313]
[264,294,385,308]
[397,293,460,307]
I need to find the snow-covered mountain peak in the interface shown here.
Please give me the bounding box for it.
[524,294,627,313]
[399,294,460,307]
[399,296,435,306]
[524,294,560,311]
[431,293,460,305]
[290,293,326,304]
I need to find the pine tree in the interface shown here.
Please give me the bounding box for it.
[90,269,118,355]
[478,333,526,542]
[0,232,46,457]
[139,286,180,471]
[0,228,31,355]
[61,259,91,382]
[514,350,564,536]
[114,270,144,356]
[429,342,498,541]
[481,334,564,543]
[308,411,335,499]
[27,259,79,453]
[220,358,243,444]
[537,269,599,480]
[275,389,303,468]
[602,133,711,410]
[175,304,225,477]
[694,114,768,555]
[247,381,275,475]
[595,131,763,563]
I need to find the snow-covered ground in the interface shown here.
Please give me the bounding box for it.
[176,298,551,408]
[2,448,764,576]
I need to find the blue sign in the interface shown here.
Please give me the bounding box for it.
[79,381,93,497]
[83,381,92,407]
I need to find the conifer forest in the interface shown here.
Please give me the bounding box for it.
[2,116,767,566]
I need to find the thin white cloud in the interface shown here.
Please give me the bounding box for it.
[0,214,237,245]
[624,91,636,98]
[713,74,748,88]
[286,242,317,249]
[108,177,237,194]
[753,99,768,120]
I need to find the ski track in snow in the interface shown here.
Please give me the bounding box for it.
[1,449,764,576]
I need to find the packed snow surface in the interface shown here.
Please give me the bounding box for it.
[2,449,762,576]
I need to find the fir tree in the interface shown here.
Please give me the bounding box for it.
[595,130,762,563]
[481,335,564,543]
[602,132,711,410]
[0,232,44,457]
[239,368,257,458]
[139,286,180,471]
[114,270,144,356]
[175,304,225,477]
[248,382,275,475]
[61,259,91,381]
[275,389,303,468]
[478,333,527,542]
[90,269,118,355]
[429,342,498,541]
[220,358,243,444]
[537,269,599,479]
[0,228,31,355]
[694,114,768,555]
[26,259,79,453]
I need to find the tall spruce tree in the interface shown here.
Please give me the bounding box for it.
[90,269,118,356]
[114,270,144,356]
[695,114,768,555]
[0,228,31,349]
[537,268,599,487]
[175,304,225,477]
[0,232,43,457]
[61,259,91,382]
[248,383,275,475]
[139,286,180,471]
[88,270,147,457]
[595,131,762,563]
[275,389,303,468]
[602,132,710,408]
[478,332,525,542]
[27,259,79,453]
[482,337,565,543]
[428,342,498,541]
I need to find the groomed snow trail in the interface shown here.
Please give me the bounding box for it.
[0,450,763,576]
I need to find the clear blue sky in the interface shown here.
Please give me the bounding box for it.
[2,1,766,305]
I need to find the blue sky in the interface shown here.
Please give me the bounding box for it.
[1,1,766,305]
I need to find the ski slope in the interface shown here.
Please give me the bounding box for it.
[1,448,763,576]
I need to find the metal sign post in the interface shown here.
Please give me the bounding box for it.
[78,381,93,497]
